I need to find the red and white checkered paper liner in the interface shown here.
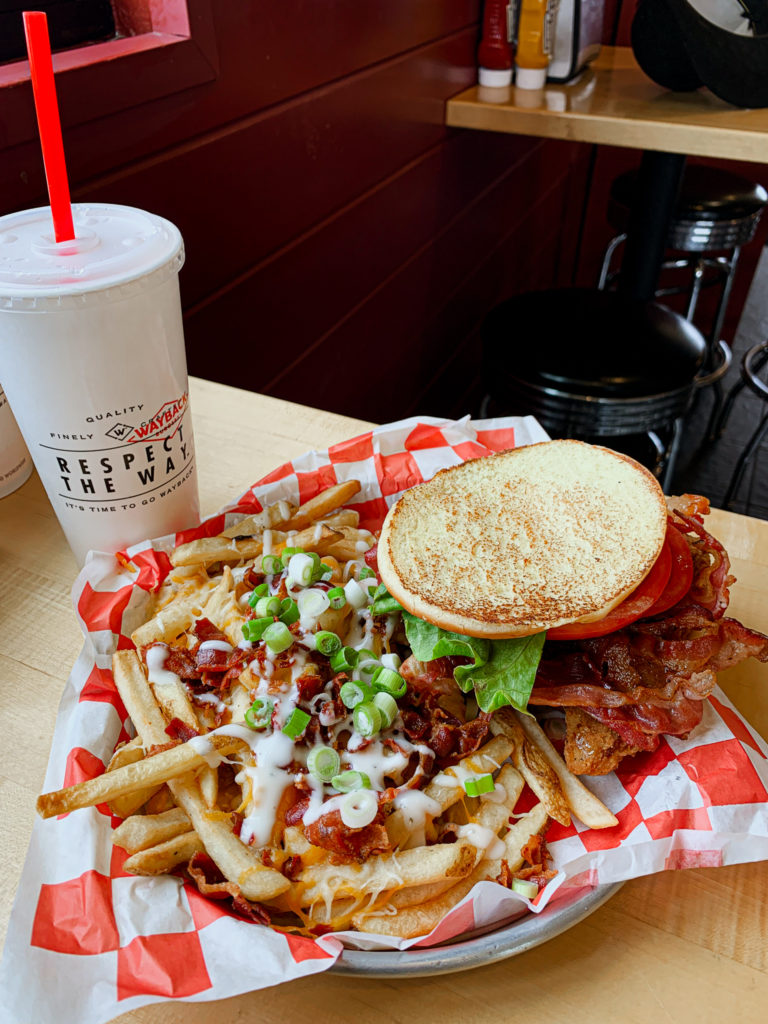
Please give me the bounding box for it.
[3,414,768,1024]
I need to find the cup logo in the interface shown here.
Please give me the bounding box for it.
[39,390,195,513]
[105,422,133,441]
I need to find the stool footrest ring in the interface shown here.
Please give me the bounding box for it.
[694,339,731,389]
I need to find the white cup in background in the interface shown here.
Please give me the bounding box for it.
[0,204,200,564]
[0,383,33,498]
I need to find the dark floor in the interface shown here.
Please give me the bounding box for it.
[672,246,768,520]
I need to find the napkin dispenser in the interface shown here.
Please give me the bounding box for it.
[509,0,604,84]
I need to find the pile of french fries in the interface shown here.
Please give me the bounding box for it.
[37,481,617,940]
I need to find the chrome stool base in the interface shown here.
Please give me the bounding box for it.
[721,342,768,508]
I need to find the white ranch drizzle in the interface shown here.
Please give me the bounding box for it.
[198,639,234,654]
[145,644,182,688]
[193,692,227,714]
[392,789,442,849]
[456,823,506,861]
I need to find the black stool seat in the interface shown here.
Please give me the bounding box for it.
[484,288,706,402]
[609,165,768,231]
[481,288,710,482]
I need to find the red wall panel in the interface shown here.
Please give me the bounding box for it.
[0,2,584,424]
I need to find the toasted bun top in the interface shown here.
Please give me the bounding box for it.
[377,440,667,639]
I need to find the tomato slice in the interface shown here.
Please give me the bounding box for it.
[547,536,673,641]
[641,523,694,618]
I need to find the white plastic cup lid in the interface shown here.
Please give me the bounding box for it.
[0,203,183,299]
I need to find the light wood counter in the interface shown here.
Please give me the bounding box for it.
[446,46,768,162]
[1,376,767,1023]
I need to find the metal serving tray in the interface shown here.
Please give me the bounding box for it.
[329,882,623,978]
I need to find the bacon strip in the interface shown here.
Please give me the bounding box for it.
[187,852,271,925]
[303,808,391,863]
[670,512,734,619]
[535,506,768,767]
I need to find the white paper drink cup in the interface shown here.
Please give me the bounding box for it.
[0,203,200,564]
[0,383,33,498]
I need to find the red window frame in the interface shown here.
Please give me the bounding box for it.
[0,0,217,148]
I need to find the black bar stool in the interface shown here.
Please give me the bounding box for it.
[479,288,727,490]
[599,166,767,363]
[720,341,768,509]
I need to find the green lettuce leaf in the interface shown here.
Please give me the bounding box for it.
[402,611,545,715]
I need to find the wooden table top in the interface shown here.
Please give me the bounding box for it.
[1,375,767,1023]
[446,46,768,162]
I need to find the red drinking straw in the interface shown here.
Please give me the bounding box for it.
[23,11,75,242]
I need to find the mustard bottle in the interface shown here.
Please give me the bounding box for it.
[515,0,550,89]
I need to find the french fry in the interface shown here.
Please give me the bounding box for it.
[132,582,217,646]
[322,525,375,561]
[170,535,268,568]
[299,841,477,908]
[353,857,500,938]
[357,796,550,938]
[200,566,247,645]
[286,480,361,530]
[106,738,162,818]
[499,708,618,829]
[387,766,523,909]
[199,765,218,809]
[112,807,191,854]
[386,736,514,848]
[123,830,204,876]
[37,733,244,819]
[219,499,297,539]
[490,709,570,826]
[111,650,290,903]
[144,786,176,815]
[271,523,341,557]
[502,802,550,869]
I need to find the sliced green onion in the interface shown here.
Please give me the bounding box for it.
[315,630,342,656]
[330,646,359,673]
[372,691,398,728]
[512,878,539,900]
[244,697,273,730]
[360,578,379,602]
[380,652,402,672]
[279,597,300,625]
[282,707,311,739]
[331,770,371,793]
[307,745,340,783]
[296,588,330,620]
[261,554,282,575]
[353,701,383,738]
[327,586,346,610]
[463,773,495,798]
[339,789,378,829]
[281,546,306,567]
[242,616,274,642]
[358,657,380,678]
[357,566,376,580]
[287,552,315,587]
[254,594,282,618]
[340,680,373,709]
[371,666,407,698]
[247,583,269,607]
[318,562,334,578]
[344,578,367,610]
[370,584,403,615]
[263,621,293,654]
